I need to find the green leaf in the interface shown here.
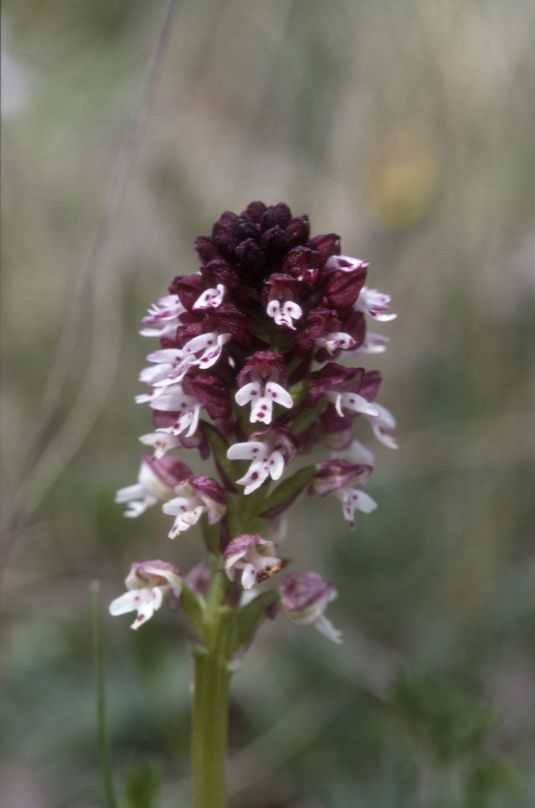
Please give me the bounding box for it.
[227,590,279,658]
[259,465,317,520]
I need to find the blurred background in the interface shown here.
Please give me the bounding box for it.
[1,0,535,805]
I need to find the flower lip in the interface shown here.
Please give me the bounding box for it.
[109,559,182,630]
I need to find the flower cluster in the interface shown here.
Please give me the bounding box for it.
[110,202,396,642]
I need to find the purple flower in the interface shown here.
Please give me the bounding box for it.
[114,201,397,635]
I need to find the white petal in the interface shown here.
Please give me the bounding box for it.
[182,332,217,355]
[163,495,196,517]
[314,615,343,643]
[241,564,257,590]
[372,423,398,449]
[341,392,378,417]
[266,299,280,318]
[283,301,303,320]
[146,348,183,364]
[139,364,172,385]
[109,590,141,616]
[224,550,247,574]
[193,284,225,310]
[357,332,390,354]
[265,382,293,409]
[250,396,273,424]
[347,439,375,466]
[139,432,182,459]
[235,381,262,406]
[347,488,378,514]
[237,459,270,495]
[115,484,144,504]
[227,441,267,461]
[268,450,285,481]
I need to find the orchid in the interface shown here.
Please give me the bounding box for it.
[109,202,396,808]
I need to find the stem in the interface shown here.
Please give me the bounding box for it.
[91,581,117,808]
[191,573,231,808]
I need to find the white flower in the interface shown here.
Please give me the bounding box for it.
[235,380,293,425]
[266,299,303,330]
[109,560,182,630]
[138,331,231,391]
[333,485,377,528]
[365,403,398,449]
[315,331,356,355]
[325,389,379,419]
[163,477,226,539]
[227,440,284,495]
[224,534,283,590]
[355,287,397,321]
[137,384,201,438]
[192,284,226,310]
[140,294,185,338]
[115,455,188,518]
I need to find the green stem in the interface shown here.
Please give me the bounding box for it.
[191,573,231,808]
[91,581,117,808]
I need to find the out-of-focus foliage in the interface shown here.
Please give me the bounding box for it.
[1,0,534,806]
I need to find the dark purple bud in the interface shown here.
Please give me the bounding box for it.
[194,236,219,264]
[201,258,240,289]
[285,215,310,248]
[309,233,341,265]
[243,200,267,222]
[235,238,266,273]
[260,225,288,255]
[261,202,292,230]
[212,211,241,258]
